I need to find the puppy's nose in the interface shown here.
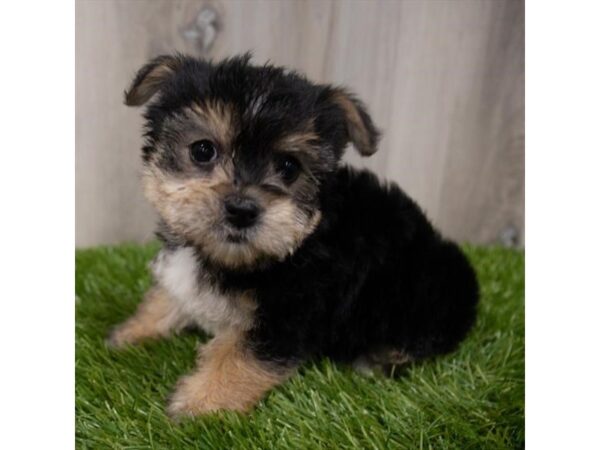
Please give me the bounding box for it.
[224,195,261,229]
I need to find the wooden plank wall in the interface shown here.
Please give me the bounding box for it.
[76,0,524,247]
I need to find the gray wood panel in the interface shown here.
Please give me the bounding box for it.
[76,0,524,247]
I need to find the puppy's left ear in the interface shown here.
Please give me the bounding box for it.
[329,88,381,156]
[124,54,184,106]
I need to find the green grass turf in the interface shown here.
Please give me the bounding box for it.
[76,243,524,449]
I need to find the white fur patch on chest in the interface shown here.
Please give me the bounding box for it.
[151,247,255,335]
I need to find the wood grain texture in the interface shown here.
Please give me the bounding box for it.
[76,0,524,247]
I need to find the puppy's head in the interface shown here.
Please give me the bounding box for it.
[126,54,380,268]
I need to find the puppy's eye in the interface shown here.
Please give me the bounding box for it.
[276,155,301,184]
[189,140,217,164]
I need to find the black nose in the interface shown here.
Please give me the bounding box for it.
[224,195,261,229]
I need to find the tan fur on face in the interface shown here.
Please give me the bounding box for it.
[167,329,293,417]
[188,101,236,149]
[143,163,258,267]
[143,163,322,268]
[252,198,321,259]
[142,162,231,238]
[276,129,320,155]
[107,286,187,348]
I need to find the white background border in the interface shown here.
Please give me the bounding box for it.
[0,1,74,448]
[527,0,600,448]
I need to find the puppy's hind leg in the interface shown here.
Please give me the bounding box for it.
[107,285,187,348]
[353,348,413,377]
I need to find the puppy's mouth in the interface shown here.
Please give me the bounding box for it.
[225,232,248,244]
[222,224,257,244]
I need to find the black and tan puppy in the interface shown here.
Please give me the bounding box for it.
[108,54,479,418]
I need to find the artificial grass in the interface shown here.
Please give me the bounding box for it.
[76,243,524,449]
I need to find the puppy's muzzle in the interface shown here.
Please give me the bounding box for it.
[224,195,261,229]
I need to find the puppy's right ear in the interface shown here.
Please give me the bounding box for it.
[124,55,183,106]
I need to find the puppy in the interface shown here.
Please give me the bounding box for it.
[108,54,479,418]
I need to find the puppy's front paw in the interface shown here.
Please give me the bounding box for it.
[167,374,249,419]
[166,384,209,419]
[105,321,144,349]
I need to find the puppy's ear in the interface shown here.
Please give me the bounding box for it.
[330,88,380,156]
[124,55,184,106]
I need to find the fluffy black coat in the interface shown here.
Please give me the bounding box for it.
[129,54,479,369]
